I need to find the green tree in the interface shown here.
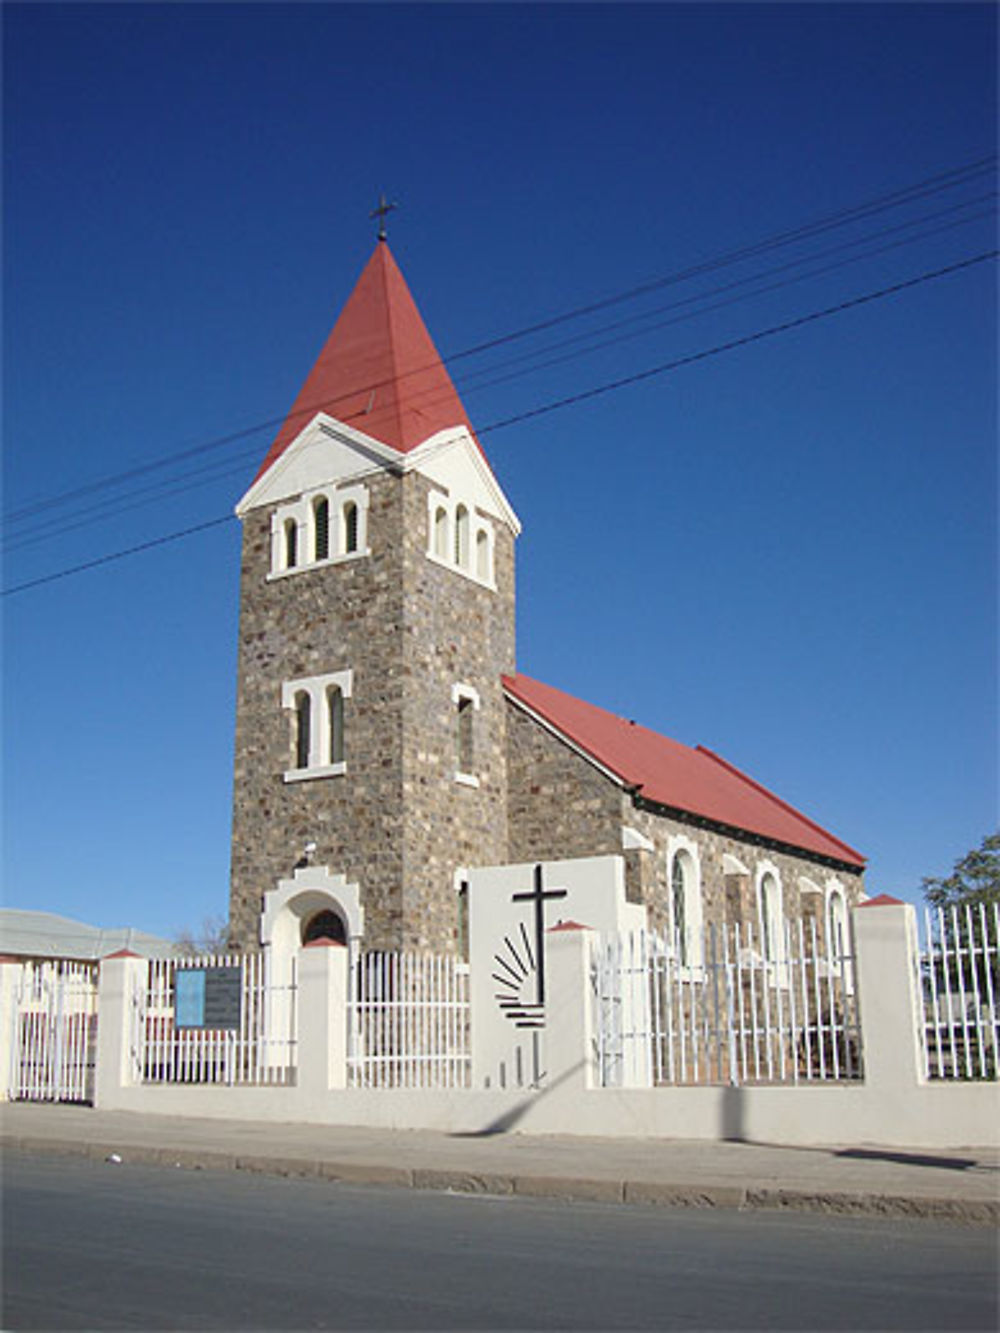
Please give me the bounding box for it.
[922,832,1000,913]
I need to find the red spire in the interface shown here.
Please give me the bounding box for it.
[253,243,480,483]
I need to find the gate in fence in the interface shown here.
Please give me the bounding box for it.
[593,920,862,1088]
[920,902,999,1081]
[132,953,297,1086]
[348,951,470,1088]
[7,960,99,1103]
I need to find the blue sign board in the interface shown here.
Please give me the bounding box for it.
[174,967,241,1030]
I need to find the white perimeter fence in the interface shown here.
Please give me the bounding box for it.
[6,960,99,1103]
[348,951,470,1088]
[920,903,999,1081]
[593,920,862,1088]
[133,953,297,1087]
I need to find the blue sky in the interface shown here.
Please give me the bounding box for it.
[3,3,996,939]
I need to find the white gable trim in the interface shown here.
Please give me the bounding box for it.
[237,415,520,536]
[406,427,520,535]
[236,414,404,516]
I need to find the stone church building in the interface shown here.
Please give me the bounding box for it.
[228,239,865,965]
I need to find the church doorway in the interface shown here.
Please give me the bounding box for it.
[301,909,347,947]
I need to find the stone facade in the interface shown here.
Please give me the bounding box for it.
[229,466,514,953]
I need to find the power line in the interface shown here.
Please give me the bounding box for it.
[6,188,994,551]
[8,196,993,556]
[5,247,994,599]
[6,156,993,527]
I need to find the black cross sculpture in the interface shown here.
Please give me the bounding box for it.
[512,864,567,1007]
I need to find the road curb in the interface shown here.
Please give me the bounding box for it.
[3,1134,996,1225]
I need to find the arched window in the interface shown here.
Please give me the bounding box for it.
[343,502,359,554]
[327,685,344,766]
[759,872,780,961]
[284,518,298,570]
[476,529,490,581]
[434,507,449,560]
[828,889,847,960]
[671,853,688,964]
[294,691,311,769]
[301,909,346,947]
[456,695,474,774]
[454,505,469,568]
[313,497,330,562]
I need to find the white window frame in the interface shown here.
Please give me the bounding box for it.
[825,877,854,993]
[451,682,481,787]
[426,489,496,590]
[755,861,786,985]
[269,483,370,580]
[666,834,703,971]
[281,669,353,782]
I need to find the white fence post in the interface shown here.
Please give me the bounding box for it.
[95,950,147,1108]
[545,924,598,1091]
[0,957,22,1101]
[296,939,348,1095]
[853,896,925,1089]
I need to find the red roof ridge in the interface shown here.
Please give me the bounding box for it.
[695,745,865,866]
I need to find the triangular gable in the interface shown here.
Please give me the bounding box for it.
[236,412,520,532]
[504,673,865,869]
[236,413,402,516]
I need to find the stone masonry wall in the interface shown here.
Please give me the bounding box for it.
[397,472,515,951]
[229,471,408,951]
[229,466,516,955]
[506,701,623,865]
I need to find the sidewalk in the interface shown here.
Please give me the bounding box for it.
[2,1102,997,1225]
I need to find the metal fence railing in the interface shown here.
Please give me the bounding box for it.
[920,903,999,1081]
[133,953,297,1086]
[7,960,99,1103]
[593,920,862,1089]
[348,951,470,1089]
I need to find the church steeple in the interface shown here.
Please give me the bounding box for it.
[253,243,482,484]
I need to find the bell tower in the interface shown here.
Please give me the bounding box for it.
[228,240,519,954]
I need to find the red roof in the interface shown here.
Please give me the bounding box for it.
[503,673,865,869]
[253,242,481,483]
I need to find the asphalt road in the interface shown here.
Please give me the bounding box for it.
[3,1151,997,1331]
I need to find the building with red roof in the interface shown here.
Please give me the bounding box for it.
[228,236,865,960]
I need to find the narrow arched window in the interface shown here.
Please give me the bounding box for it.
[284,518,298,570]
[671,853,688,965]
[434,507,449,560]
[343,502,359,554]
[828,890,847,961]
[313,497,330,562]
[760,873,779,961]
[294,692,311,769]
[457,695,474,774]
[476,528,490,580]
[327,685,344,765]
[454,505,469,568]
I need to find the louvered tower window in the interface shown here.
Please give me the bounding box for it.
[313,497,330,561]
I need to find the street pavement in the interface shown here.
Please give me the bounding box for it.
[2,1101,997,1225]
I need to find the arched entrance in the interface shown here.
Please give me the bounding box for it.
[301,908,347,947]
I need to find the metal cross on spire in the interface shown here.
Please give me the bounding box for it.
[370,193,398,242]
